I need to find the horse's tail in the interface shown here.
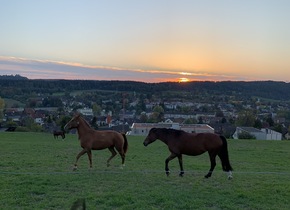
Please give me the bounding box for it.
[122,133,128,154]
[218,135,233,172]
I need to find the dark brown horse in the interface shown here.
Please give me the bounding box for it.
[53,130,65,139]
[64,113,128,170]
[143,128,233,179]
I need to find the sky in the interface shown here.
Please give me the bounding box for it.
[1,0,290,83]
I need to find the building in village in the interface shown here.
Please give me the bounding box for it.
[129,122,214,136]
[232,127,282,140]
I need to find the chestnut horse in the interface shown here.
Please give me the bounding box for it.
[143,128,233,179]
[64,114,128,170]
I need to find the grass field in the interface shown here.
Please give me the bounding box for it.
[1,132,290,209]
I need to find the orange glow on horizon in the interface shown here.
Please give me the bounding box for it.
[178,77,190,83]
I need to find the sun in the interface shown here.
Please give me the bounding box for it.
[178,77,190,83]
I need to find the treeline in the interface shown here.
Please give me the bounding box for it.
[0,75,290,101]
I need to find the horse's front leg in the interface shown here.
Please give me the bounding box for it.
[73,149,87,170]
[177,155,184,177]
[165,153,177,176]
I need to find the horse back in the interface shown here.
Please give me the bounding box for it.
[170,132,223,156]
[88,130,125,150]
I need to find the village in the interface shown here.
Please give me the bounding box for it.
[2,90,289,140]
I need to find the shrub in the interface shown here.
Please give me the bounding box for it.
[238,131,256,139]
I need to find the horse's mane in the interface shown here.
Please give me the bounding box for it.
[79,116,92,128]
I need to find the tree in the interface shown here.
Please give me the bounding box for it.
[139,112,148,123]
[57,115,72,130]
[46,115,53,123]
[152,105,164,122]
[21,116,35,128]
[0,97,5,122]
[216,111,224,118]
[20,116,43,132]
[236,110,256,127]
[184,118,197,124]
[42,97,63,107]
[198,116,203,124]
[5,118,17,127]
[265,117,274,127]
[221,117,227,123]
[147,112,158,123]
[92,103,102,116]
[273,123,282,133]
[253,119,262,129]
[91,116,98,129]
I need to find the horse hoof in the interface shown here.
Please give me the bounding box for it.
[73,166,78,171]
[228,175,233,180]
[166,171,170,176]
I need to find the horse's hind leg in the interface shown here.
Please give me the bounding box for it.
[205,152,217,178]
[119,152,126,167]
[107,146,117,167]
[87,150,93,168]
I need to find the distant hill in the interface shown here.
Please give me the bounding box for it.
[0,74,28,80]
[0,77,289,101]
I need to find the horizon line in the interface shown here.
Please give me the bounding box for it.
[0,56,289,83]
[0,73,288,84]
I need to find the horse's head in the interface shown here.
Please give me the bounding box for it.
[64,113,81,131]
[143,128,158,146]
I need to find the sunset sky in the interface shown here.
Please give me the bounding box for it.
[1,0,290,83]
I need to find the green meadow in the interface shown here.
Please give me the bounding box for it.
[0,132,290,209]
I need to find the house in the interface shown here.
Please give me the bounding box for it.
[180,124,214,134]
[261,128,282,140]
[129,122,214,136]
[78,108,93,116]
[233,127,282,140]
[129,123,173,136]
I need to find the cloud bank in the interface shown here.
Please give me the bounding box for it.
[0,56,249,83]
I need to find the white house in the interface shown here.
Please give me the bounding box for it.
[261,128,282,140]
[233,127,282,140]
[129,122,214,136]
[77,108,93,116]
[180,124,215,134]
[34,117,44,125]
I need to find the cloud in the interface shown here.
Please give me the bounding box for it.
[0,56,249,82]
